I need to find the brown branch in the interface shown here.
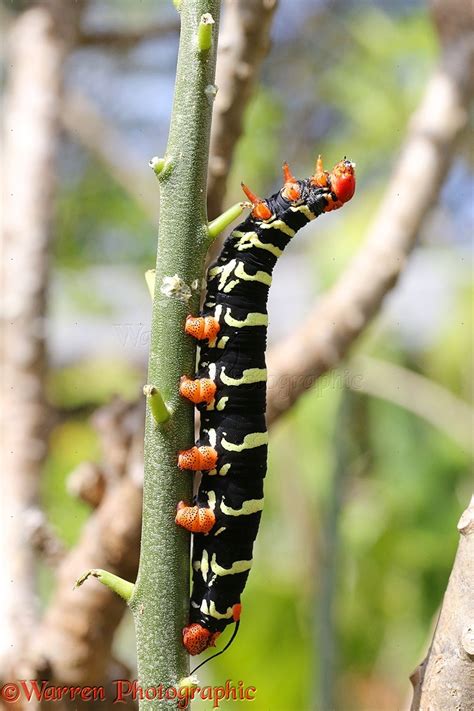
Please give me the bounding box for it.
[31,399,143,687]
[346,356,474,456]
[26,510,66,568]
[410,496,474,710]
[61,0,277,239]
[77,22,179,48]
[0,0,86,678]
[265,48,471,426]
[207,0,278,219]
[61,92,157,219]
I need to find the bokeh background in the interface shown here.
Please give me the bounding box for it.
[2,1,473,710]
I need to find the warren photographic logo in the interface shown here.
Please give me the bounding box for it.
[1,679,257,708]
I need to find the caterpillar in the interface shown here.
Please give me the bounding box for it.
[175,155,356,656]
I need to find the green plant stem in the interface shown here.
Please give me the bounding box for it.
[75,569,134,602]
[129,1,221,707]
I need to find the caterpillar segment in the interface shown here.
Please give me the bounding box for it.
[176,156,355,656]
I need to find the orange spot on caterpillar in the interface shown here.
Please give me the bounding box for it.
[180,376,216,404]
[311,153,329,188]
[232,603,242,621]
[240,182,272,220]
[282,161,296,184]
[178,446,218,471]
[175,502,216,534]
[185,315,220,340]
[182,623,220,655]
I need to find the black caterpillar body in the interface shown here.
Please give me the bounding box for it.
[176,158,356,655]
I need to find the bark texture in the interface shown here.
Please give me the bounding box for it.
[32,401,143,687]
[410,497,474,711]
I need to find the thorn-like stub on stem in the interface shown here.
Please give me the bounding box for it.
[149,156,165,176]
[208,201,250,239]
[197,13,214,52]
[149,156,173,181]
[177,675,199,701]
[143,384,171,425]
[74,569,135,603]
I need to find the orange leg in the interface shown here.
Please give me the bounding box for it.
[175,501,216,534]
[185,315,220,340]
[180,376,216,404]
[182,624,220,655]
[178,445,218,471]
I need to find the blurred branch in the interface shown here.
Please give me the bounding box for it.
[207,0,278,219]
[32,399,143,687]
[316,389,371,711]
[77,22,179,48]
[62,0,278,229]
[346,356,474,456]
[0,0,86,678]
[266,44,472,425]
[26,510,66,568]
[410,496,474,710]
[61,92,157,219]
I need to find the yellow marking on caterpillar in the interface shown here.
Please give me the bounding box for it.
[291,204,316,220]
[223,309,268,328]
[219,463,231,476]
[209,261,235,290]
[210,553,252,576]
[220,367,267,386]
[259,219,295,237]
[216,396,229,411]
[193,549,209,581]
[234,261,272,287]
[235,231,283,257]
[200,600,234,620]
[217,336,229,349]
[207,491,216,511]
[220,497,265,516]
[208,428,217,447]
[221,432,268,452]
[214,527,226,536]
[223,279,239,293]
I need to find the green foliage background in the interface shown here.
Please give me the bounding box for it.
[42,2,472,709]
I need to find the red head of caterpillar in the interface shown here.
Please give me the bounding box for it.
[329,157,356,204]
